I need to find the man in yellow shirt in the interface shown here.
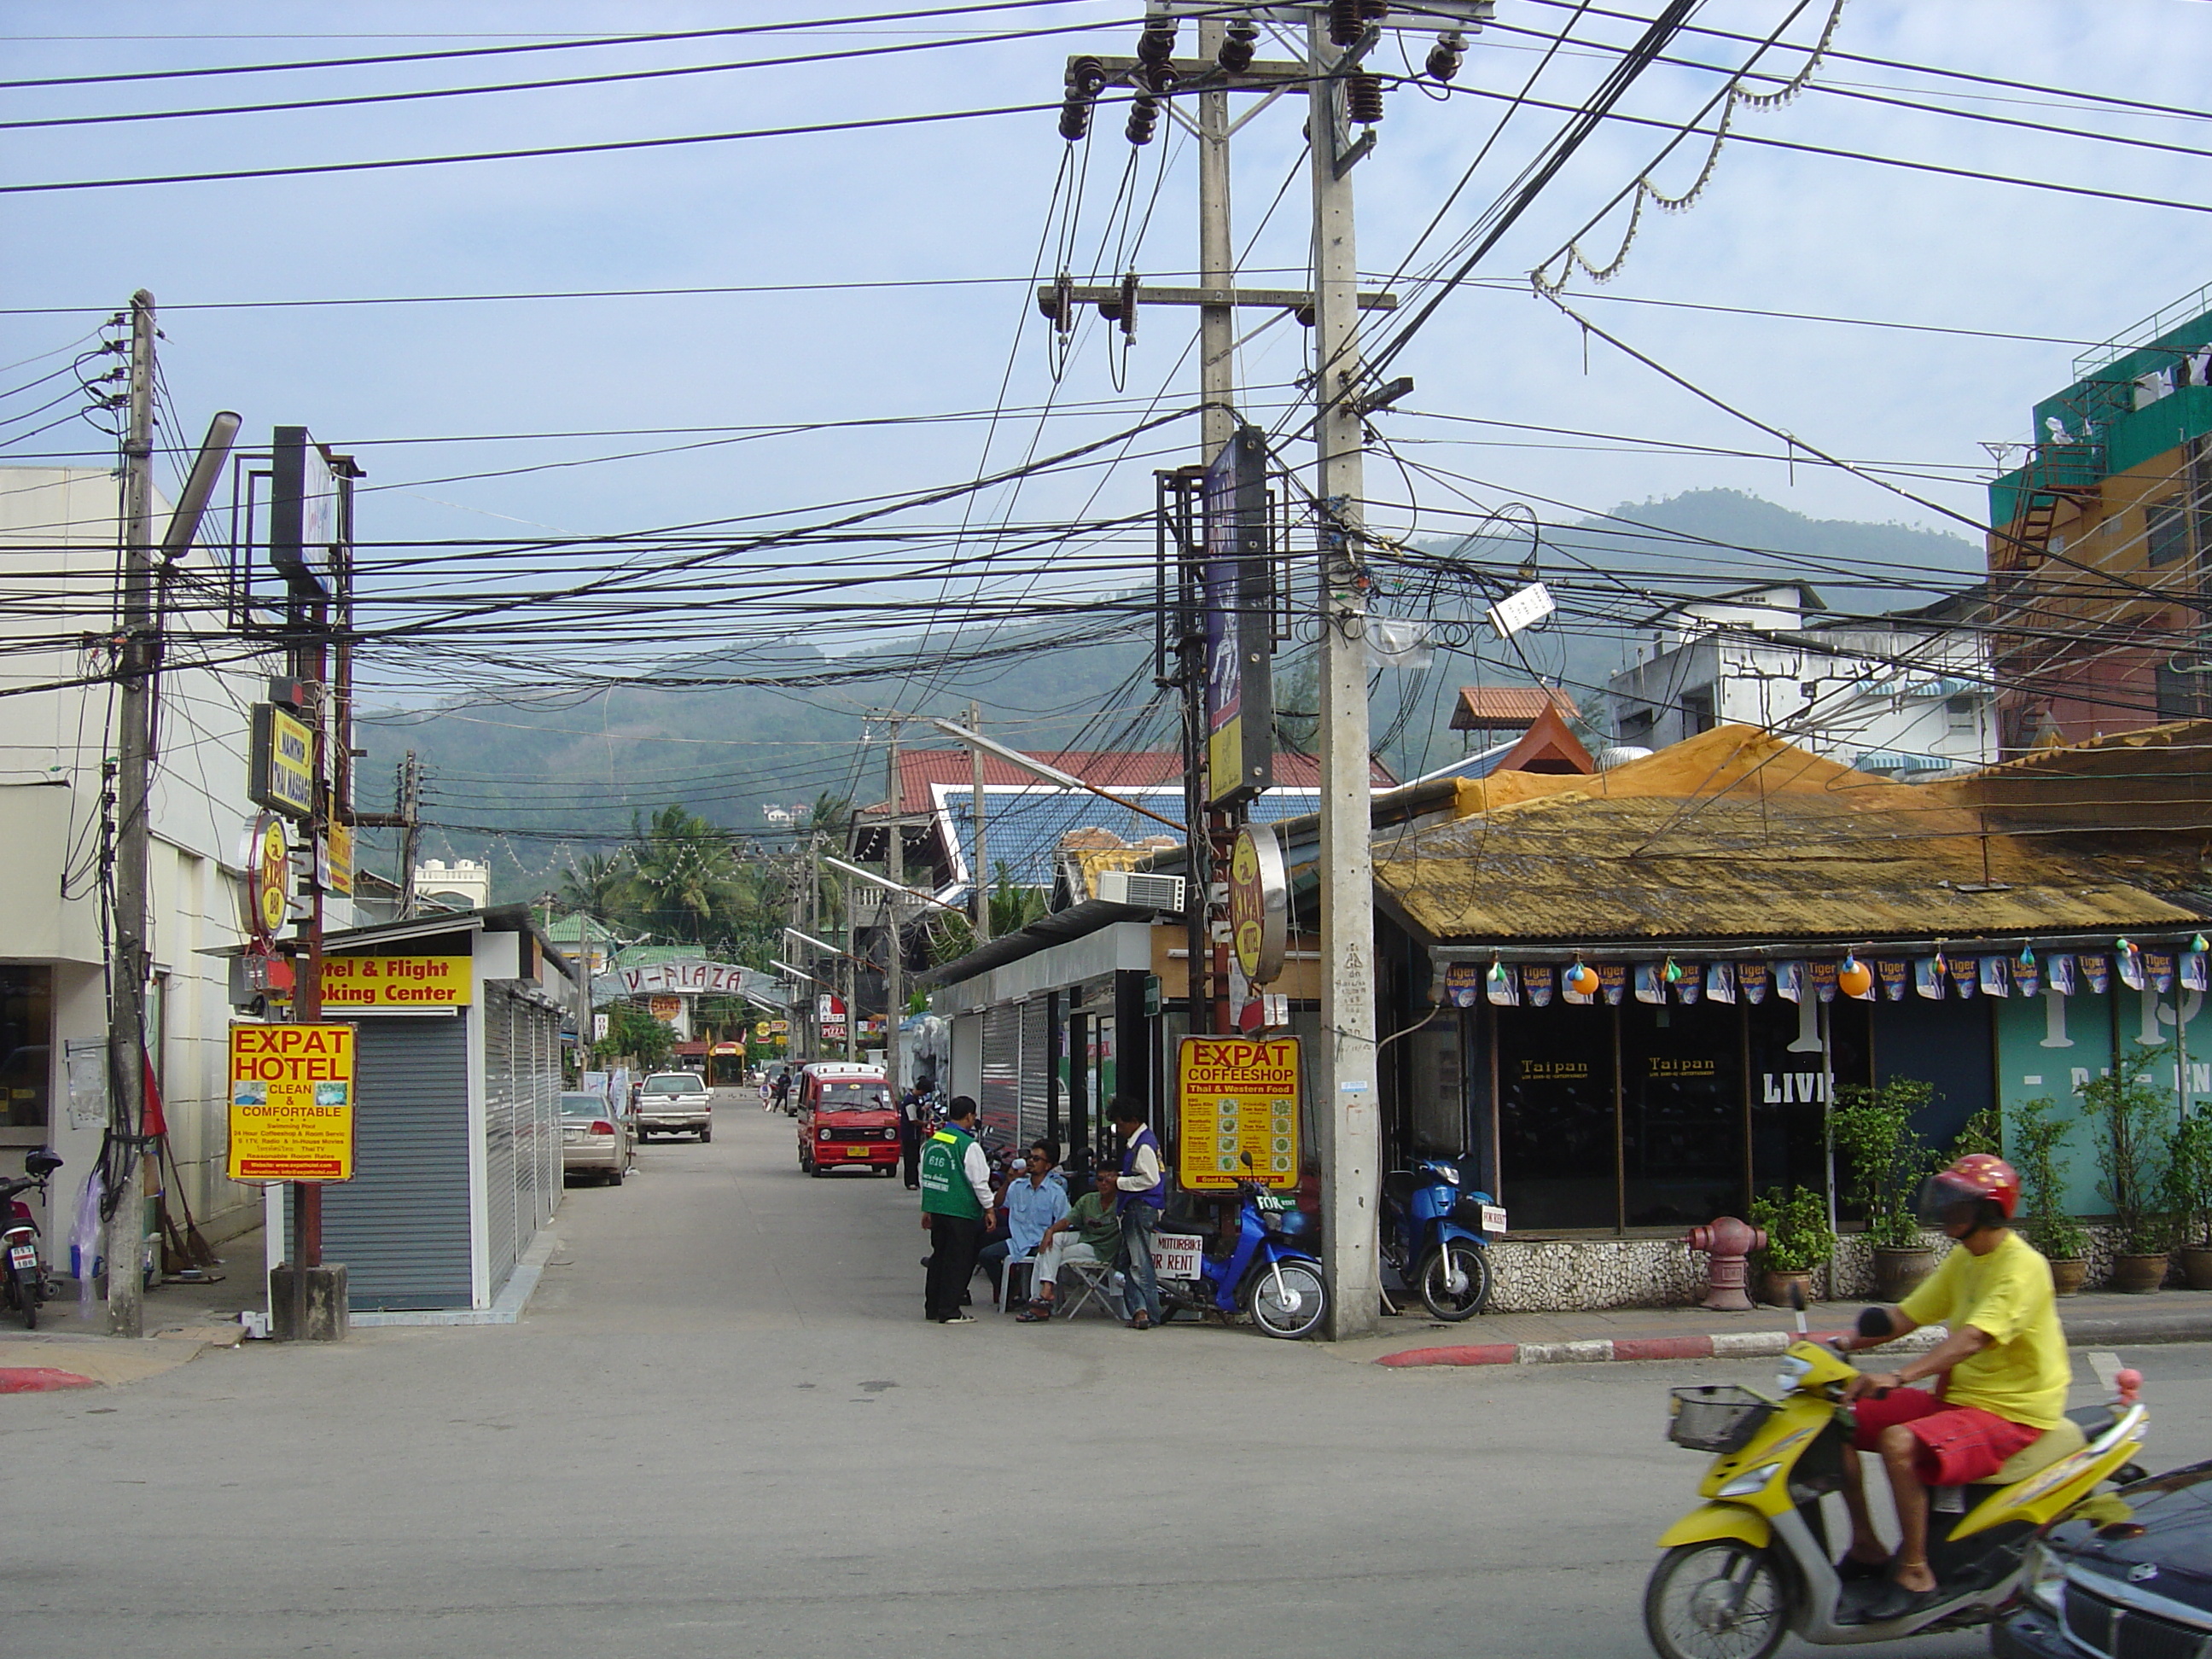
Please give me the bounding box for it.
[1834,1154,2069,1620]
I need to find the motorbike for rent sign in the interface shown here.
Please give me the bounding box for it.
[226,1022,357,1183]
[1176,1034,1300,1190]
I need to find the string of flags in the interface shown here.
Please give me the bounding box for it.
[1444,935,2211,1009]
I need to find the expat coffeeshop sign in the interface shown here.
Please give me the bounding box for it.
[318,953,474,1009]
[1176,1034,1300,1191]
[226,1022,356,1183]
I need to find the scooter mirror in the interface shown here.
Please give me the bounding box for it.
[1239,1151,1253,1168]
[1856,1306,1890,1339]
[23,1150,60,1178]
[1787,1281,1807,1314]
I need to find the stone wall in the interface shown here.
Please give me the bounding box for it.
[1487,1225,2197,1313]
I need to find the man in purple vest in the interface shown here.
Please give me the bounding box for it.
[1105,1095,1165,1330]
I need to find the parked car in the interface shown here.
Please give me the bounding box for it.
[1994,1458,2211,1657]
[795,1062,897,1177]
[561,1091,632,1185]
[636,1071,713,1142]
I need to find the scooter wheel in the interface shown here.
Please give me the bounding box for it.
[1417,1240,1492,1321]
[1643,1541,1789,1659]
[1248,1260,1327,1339]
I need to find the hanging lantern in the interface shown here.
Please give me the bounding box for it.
[2017,942,2036,969]
[2193,933,2209,955]
[1564,961,1600,998]
[1662,957,1684,984]
[1487,957,1508,985]
[2118,935,2139,959]
[1837,954,1873,998]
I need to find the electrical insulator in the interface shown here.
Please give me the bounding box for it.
[1360,0,1390,20]
[1059,101,1091,141]
[1136,17,1177,67]
[1426,31,1465,81]
[1329,0,1364,47]
[1126,94,1159,146]
[1067,55,1108,99]
[1218,20,1258,74]
[1346,72,1384,125]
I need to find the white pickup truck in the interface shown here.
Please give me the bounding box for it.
[636,1071,713,1142]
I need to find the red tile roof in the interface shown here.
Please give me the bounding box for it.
[1449,685,1580,730]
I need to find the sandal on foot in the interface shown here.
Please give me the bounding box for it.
[1016,1306,1052,1323]
[1836,1554,1889,1583]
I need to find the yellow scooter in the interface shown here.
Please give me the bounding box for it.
[1644,1294,2149,1658]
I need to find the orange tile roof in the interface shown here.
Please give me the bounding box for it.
[1449,685,1580,730]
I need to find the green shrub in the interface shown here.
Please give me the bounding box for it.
[1832,1076,1942,1249]
[2162,1105,2212,1251]
[2081,1047,2176,1255]
[2008,1094,2091,1262]
[1749,1185,1835,1275]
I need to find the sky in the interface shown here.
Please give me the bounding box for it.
[4,1,2209,709]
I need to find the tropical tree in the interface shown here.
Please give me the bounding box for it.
[559,851,633,922]
[628,804,743,946]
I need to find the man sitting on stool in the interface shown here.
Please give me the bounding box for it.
[1018,1164,1123,1322]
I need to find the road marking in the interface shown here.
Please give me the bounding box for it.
[2087,1350,2123,1392]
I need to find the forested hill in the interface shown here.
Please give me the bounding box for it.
[355,490,1982,901]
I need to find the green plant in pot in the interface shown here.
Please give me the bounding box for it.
[1831,1075,1942,1299]
[1748,1185,1835,1305]
[2008,1093,2093,1295]
[2162,1103,2212,1290]
[2081,1046,2176,1292]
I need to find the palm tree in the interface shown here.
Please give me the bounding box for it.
[629,805,742,946]
[559,851,632,922]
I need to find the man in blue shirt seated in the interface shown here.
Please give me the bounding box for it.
[979,1140,1068,1305]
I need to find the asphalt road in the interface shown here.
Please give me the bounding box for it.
[12,1095,2210,1659]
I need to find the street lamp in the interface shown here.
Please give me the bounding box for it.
[820,853,968,916]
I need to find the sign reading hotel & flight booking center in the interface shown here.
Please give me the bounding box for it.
[317,954,473,1009]
[1176,1035,1300,1190]
[227,1022,357,1183]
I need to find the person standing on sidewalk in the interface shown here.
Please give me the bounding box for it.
[919,1096,993,1324]
[1107,1096,1165,1330]
[898,1087,925,1190]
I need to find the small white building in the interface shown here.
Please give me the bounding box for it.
[1605,583,1997,776]
[414,858,491,911]
[0,468,302,1254]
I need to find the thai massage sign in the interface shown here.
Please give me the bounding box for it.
[227,1022,356,1182]
[318,954,473,1009]
[1176,1035,1300,1191]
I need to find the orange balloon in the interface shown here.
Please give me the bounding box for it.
[1838,958,1873,998]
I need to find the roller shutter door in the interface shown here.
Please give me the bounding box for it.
[1018,998,1050,1149]
[484,987,520,1295]
[980,1002,1019,1146]
[309,1012,472,1310]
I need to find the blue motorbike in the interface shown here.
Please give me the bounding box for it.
[1381,1156,1496,1320]
[1157,1178,1330,1340]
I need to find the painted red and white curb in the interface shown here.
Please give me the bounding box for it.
[0,1367,97,1393]
[1378,1326,1947,1369]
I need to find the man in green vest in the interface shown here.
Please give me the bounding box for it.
[920,1096,994,1324]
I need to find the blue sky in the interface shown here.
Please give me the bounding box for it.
[4,2,2207,695]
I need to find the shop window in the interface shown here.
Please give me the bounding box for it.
[0,967,52,1129]
[1946,694,1978,734]
[1747,996,1869,1209]
[2146,499,2189,568]
[1495,1003,1618,1230]
[1621,1003,1745,1227]
[1682,687,1716,733]
[2156,661,2203,721]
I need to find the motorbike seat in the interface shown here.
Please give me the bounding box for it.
[1990,1417,2087,1485]
[1382,1172,1420,1208]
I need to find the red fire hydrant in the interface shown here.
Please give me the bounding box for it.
[1685,1216,1766,1313]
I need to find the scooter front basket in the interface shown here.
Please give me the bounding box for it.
[1668,1385,1773,1453]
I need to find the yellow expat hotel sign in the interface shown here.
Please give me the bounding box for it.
[318,954,473,1009]
[1175,1034,1300,1190]
[227,1022,356,1182]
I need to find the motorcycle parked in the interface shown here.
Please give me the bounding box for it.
[1157,1176,1328,1340]
[1644,1293,2151,1659]
[1379,1156,1499,1321]
[0,1150,63,1330]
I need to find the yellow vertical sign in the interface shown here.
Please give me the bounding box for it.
[226,1023,356,1182]
[1175,1035,1300,1190]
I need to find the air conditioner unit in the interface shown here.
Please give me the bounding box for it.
[1096,870,1185,912]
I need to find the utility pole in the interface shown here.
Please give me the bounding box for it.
[105,288,157,1340]
[1308,9,1381,1340]
[883,718,905,1097]
[968,699,989,945]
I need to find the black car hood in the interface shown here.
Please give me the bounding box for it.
[2049,1458,2212,1616]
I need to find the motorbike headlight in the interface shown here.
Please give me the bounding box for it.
[1434,1163,1460,1185]
[1717,1464,1780,1499]
[1774,1355,1813,1394]
[2022,1540,2068,1613]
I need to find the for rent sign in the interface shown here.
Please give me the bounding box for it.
[1176,1035,1300,1190]
[227,1023,357,1182]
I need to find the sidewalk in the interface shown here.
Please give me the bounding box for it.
[1352,1289,2212,1369]
[0,1225,260,1391]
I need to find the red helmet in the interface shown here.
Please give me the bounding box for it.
[1915,1153,2020,1224]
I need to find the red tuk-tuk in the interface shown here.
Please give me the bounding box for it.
[795,1062,898,1177]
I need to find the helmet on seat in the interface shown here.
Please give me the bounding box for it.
[1915,1152,2020,1226]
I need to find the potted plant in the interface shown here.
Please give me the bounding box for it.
[1831,1076,1943,1299]
[2163,1105,2212,1290]
[1748,1185,1835,1307]
[2009,1094,2093,1295]
[2081,1047,2175,1292]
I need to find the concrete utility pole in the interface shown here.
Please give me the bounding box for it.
[883,718,904,1097]
[105,288,157,1339]
[1307,13,1382,1341]
[968,699,989,944]
[841,871,857,1062]
[1197,16,1235,462]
